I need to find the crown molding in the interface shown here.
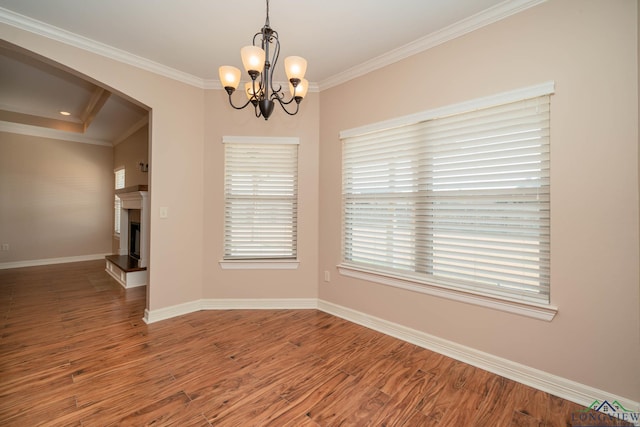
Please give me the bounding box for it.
[0,121,112,146]
[318,0,547,90]
[203,79,222,90]
[0,7,206,89]
[1,1,545,93]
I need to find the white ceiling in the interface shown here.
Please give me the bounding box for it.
[0,0,541,144]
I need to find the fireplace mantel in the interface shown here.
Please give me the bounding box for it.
[116,185,149,210]
[115,184,148,194]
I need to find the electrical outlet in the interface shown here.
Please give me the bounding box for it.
[1,243,9,251]
[324,270,330,282]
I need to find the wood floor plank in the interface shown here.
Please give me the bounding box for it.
[110,391,193,427]
[368,369,436,426]
[0,395,79,427]
[0,260,629,426]
[303,373,364,425]
[263,371,351,426]
[0,364,75,417]
[474,375,520,425]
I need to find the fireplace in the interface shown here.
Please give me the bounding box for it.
[105,185,149,288]
[129,221,141,260]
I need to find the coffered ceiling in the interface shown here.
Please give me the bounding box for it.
[0,41,148,145]
[0,0,543,145]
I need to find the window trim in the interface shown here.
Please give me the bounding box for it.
[337,264,557,321]
[114,166,125,237]
[339,82,557,320]
[219,260,300,270]
[219,136,300,269]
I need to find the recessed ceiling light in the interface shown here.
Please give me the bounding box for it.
[59,111,71,116]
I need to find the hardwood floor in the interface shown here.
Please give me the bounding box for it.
[0,261,630,426]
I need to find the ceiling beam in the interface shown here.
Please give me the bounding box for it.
[80,87,111,132]
[0,109,84,133]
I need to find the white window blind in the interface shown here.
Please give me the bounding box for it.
[223,137,299,260]
[342,94,550,304]
[114,168,125,234]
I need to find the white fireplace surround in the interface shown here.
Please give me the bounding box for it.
[118,189,149,266]
[105,186,149,288]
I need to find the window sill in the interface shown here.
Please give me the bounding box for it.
[337,264,557,321]
[219,260,299,270]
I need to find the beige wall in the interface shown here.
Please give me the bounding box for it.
[202,90,320,300]
[114,124,149,188]
[319,0,639,401]
[0,132,113,263]
[112,124,149,252]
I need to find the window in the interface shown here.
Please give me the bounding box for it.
[114,167,125,235]
[340,83,554,313]
[222,136,299,262]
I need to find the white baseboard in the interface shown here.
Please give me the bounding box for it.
[141,296,639,419]
[143,300,203,324]
[317,300,640,419]
[143,298,317,324]
[200,298,317,310]
[0,253,110,270]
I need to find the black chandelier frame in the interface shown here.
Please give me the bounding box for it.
[222,0,304,120]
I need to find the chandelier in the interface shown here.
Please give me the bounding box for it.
[218,0,308,120]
